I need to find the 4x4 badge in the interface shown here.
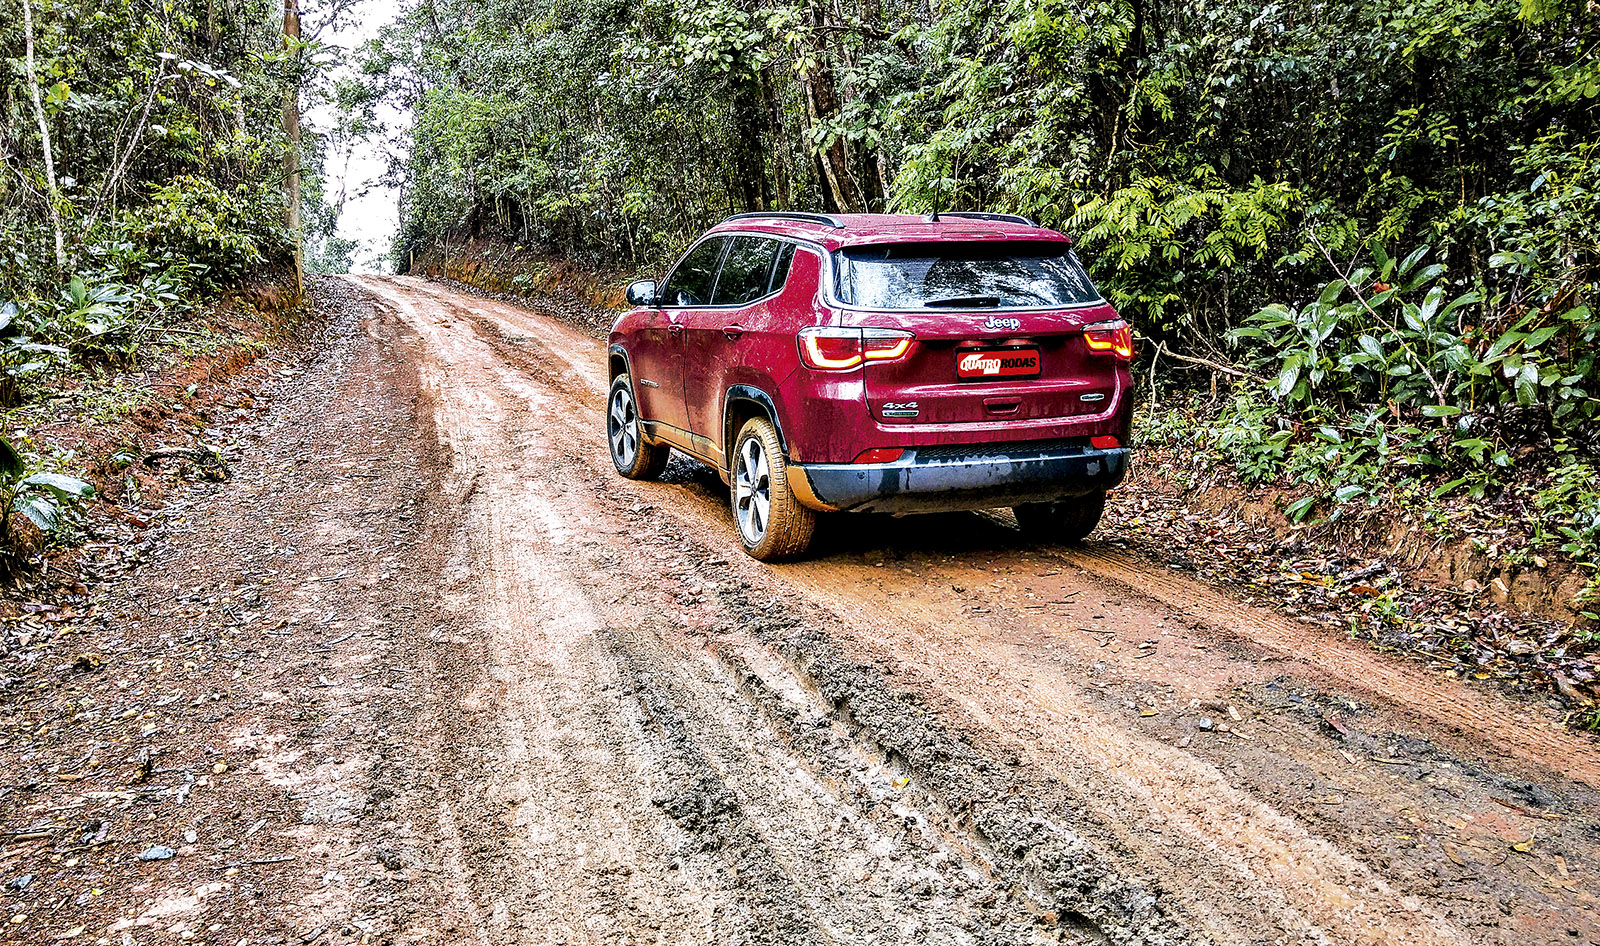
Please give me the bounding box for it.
[983,316,1022,331]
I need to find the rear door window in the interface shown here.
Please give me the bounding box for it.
[711,237,783,306]
[834,241,1101,309]
[664,237,728,307]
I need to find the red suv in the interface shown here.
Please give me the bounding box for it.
[607,212,1134,560]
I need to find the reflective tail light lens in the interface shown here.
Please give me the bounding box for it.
[798,328,864,369]
[1091,435,1121,449]
[798,327,914,371]
[1083,320,1134,360]
[853,448,905,464]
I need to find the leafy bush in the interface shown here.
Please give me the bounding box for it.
[0,302,69,408]
[1228,242,1597,461]
[1209,237,1600,603]
[0,435,94,568]
[131,176,279,290]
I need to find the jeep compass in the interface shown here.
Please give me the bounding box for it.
[606,212,1134,560]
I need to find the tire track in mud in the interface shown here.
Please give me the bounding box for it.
[348,275,1600,945]
[702,587,1195,946]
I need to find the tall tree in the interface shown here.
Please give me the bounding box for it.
[283,0,304,287]
[20,0,65,273]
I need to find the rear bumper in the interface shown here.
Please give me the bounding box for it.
[790,441,1129,515]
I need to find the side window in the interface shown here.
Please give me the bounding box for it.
[663,238,727,307]
[711,237,782,306]
[767,243,797,295]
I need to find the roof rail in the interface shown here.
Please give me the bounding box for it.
[723,211,846,229]
[927,211,1038,227]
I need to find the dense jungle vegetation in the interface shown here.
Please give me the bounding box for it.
[366,0,1600,607]
[0,0,355,559]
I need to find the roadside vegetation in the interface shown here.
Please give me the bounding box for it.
[1,0,362,570]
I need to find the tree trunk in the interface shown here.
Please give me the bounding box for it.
[21,0,66,274]
[801,67,865,213]
[282,0,303,290]
[731,76,772,212]
[801,0,866,213]
[760,68,793,209]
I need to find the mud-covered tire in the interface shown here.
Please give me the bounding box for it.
[731,417,816,561]
[608,375,669,480]
[1014,490,1107,544]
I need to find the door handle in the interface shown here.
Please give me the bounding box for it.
[667,323,684,337]
[722,324,745,340]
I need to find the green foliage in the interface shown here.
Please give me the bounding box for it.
[1530,446,1600,600]
[0,302,69,406]
[1204,231,1600,603]
[366,0,909,266]
[1,0,295,293]
[1227,240,1598,457]
[0,0,359,396]
[0,434,94,553]
[131,176,273,289]
[1069,174,1305,332]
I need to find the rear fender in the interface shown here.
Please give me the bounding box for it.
[723,384,789,478]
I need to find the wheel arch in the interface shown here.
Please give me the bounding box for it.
[607,344,631,383]
[723,384,789,470]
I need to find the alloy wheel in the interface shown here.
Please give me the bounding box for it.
[734,435,771,545]
[608,386,639,469]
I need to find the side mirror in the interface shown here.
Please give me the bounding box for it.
[626,280,660,307]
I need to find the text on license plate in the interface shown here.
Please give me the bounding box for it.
[957,348,1041,379]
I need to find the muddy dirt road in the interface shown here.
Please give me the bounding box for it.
[8,275,1599,946]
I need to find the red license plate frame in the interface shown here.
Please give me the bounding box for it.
[956,347,1041,380]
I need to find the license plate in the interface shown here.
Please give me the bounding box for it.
[957,348,1040,379]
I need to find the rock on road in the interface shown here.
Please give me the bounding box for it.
[21,274,1598,946]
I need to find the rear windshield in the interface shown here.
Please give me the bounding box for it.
[833,241,1101,310]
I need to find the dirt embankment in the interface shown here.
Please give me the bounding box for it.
[406,236,629,334]
[1134,450,1592,620]
[1100,442,1600,715]
[1,269,313,591]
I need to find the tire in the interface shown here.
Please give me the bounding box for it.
[1014,490,1107,544]
[731,416,816,561]
[608,375,669,480]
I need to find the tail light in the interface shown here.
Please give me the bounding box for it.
[1091,436,1121,449]
[1083,320,1134,360]
[798,327,914,371]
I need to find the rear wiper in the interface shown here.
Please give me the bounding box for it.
[923,295,1004,308]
